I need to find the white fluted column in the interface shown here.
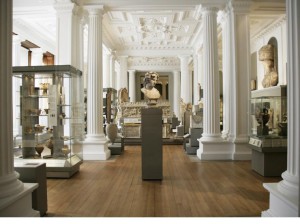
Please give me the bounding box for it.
[227,1,252,160]
[55,0,80,66]
[179,55,191,104]
[220,10,230,140]
[197,6,231,160]
[173,70,181,119]
[83,5,110,160]
[0,0,39,216]
[262,0,299,217]
[103,50,110,88]
[128,70,136,102]
[193,54,199,104]
[115,61,121,91]
[197,48,204,99]
[119,56,128,89]
[110,54,116,89]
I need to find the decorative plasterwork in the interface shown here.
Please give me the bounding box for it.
[103,9,201,51]
[128,56,180,67]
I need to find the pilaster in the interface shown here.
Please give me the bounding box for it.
[0,0,39,216]
[173,70,181,120]
[262,0,299,217]
[83,5,110,160]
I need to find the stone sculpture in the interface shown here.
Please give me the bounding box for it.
[141,71,161,105]
[259,44,278,88]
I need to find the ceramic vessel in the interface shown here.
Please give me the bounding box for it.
[106,123,118,144]
[35,144,44,157]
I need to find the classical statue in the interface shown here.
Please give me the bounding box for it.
[141,71,161,105]
[259,44,278,88]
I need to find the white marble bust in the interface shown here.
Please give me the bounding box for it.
[141,71,161,104]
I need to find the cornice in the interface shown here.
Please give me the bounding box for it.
[251,15,286,40]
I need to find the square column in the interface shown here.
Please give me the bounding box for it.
[197,6,232,160]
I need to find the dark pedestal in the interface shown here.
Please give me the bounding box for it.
[141,108,163,180]
[108,143,123,155]
[15,162,47,216]
[184,128,202,155]
[250,145,287,177]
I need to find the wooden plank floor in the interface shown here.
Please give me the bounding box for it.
[46,145,281,217]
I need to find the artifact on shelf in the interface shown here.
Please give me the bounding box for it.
[45,137,54,156]
[35,144,44,157]
[34,125,45,133]
[141,71,161,106]
[259,44,278,88]
[255,107,270,136]
[44,108,49,114]
[278,113,287,136]
[62,145,70,157]
[39,83,49,95]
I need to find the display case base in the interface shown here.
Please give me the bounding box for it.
[14,155,83,179]
[250,145,287,177]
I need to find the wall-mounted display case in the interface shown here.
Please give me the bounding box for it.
[12,65,84,178]
[248,85,287,176]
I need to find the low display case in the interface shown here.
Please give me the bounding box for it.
[12,65,84,178]
[248,85,287,176]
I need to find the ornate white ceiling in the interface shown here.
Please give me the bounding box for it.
[12,0,286,60]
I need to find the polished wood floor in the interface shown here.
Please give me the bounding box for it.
[46,145,281,217]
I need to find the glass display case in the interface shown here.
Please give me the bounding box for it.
[248,85,287,176]
[12,65,84,178]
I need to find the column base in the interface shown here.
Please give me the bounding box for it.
[82,135,111,160]
[262,183,298,217]
[0,183,39,217]
[197,136,233,160]
[232,138,252,160]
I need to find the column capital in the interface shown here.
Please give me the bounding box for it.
[228,0,252,14]
[54,0,77,14]
[128,69,136,73]
[201,0,225,13]
[85,5,104,16]
[178,55,192,65]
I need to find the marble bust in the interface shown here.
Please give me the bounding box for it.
[141,71,161,105]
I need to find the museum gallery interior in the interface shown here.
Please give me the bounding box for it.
[0,0,299,218]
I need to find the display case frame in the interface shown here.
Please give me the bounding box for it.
[248,85,287,176]
[12,65,84,178]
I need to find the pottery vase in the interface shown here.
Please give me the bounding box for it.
[106,123,118,144]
